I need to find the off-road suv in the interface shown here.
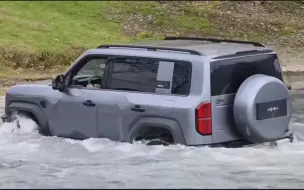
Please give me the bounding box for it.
[1,37,294,147]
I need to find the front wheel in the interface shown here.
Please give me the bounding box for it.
[4,111,43,134]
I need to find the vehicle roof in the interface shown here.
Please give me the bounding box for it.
[131,39,273,59]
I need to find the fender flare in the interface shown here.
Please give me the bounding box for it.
[7,102,50,134]
[128,117,186,145]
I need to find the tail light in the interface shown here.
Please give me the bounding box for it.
[195,102,212,135]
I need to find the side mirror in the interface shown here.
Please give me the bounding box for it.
[52,74,66,92]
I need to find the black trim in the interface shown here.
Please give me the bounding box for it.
[156,80,171,89]
[256,99,288,120]
[164,36,266,47]
[97,44,202,55]
[212,49,274,59]
[128,117,186,145]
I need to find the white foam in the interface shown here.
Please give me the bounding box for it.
[0,140,40,154]
[64,138,109,153]
[81,138,107,152]
[1,95,304,187]
[0,115,38,135]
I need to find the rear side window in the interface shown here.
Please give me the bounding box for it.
[210,53,283,96]
[109,58,159,93]
[106,57,191,95]
[172,62,192,95]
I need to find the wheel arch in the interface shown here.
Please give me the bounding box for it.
[128,117,186,145]
[7,101,50,134]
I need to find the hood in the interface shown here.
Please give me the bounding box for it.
[6,83,55,97]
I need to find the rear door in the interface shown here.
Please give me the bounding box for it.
[95,57,163,141]
[96,57,191,142]
[210,53,283,143]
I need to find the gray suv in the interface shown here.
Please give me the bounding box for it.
[1,37,294,147]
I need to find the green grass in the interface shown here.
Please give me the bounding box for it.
[1,1,302,52]
[108,1,214,31]
[0,1,131,52]
[0,1,302,76]
[0,1,217,52]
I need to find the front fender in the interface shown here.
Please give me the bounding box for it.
[7,102,49,134]
[128,117,186,145]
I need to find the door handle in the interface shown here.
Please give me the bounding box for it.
[130,105,145,112]
[83,100,96,107]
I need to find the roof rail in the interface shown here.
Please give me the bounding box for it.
[212,49,274,59]
[164,36,266,47]
[97,44,202,55]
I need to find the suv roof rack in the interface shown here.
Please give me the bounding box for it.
[164,36,266,47]
[97,44,202,55]
[212,49,274,59]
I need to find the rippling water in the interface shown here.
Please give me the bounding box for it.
[0,91,303,188]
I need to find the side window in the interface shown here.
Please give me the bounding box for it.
[71,57,107,88]
[106,57,192,95]
[172,62,191,95]
[107,58,159,93]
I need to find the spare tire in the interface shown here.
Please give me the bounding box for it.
[233,74,292,143]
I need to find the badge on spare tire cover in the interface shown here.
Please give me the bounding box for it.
[233,74,292,143]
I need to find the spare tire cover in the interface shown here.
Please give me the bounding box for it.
[233,74,292,143]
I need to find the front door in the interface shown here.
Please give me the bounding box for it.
[50,89,99,139]
[49,56,108,139]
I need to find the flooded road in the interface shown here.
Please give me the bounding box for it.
[0,91,303,188]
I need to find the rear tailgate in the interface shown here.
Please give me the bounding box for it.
[210,53,283,144]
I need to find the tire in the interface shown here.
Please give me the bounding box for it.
[233,74,292,143]
[133,127,175,146]
[146,138,171,146]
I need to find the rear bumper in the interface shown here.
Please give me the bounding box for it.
[204,131,294,148]
[277,130,294,142]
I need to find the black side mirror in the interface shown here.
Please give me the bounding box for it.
[52,74,66,92]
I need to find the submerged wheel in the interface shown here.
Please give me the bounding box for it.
[7,111,47,134]
[133,127,175,146]
[146,138,171,146]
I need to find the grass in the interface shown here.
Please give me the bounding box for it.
[0,1,132,52]
[0,65,57,80]
[0,1,303,82]
[0,65,59,95]
[106,1,215,34]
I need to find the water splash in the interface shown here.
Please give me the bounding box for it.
[0,113,38,135]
